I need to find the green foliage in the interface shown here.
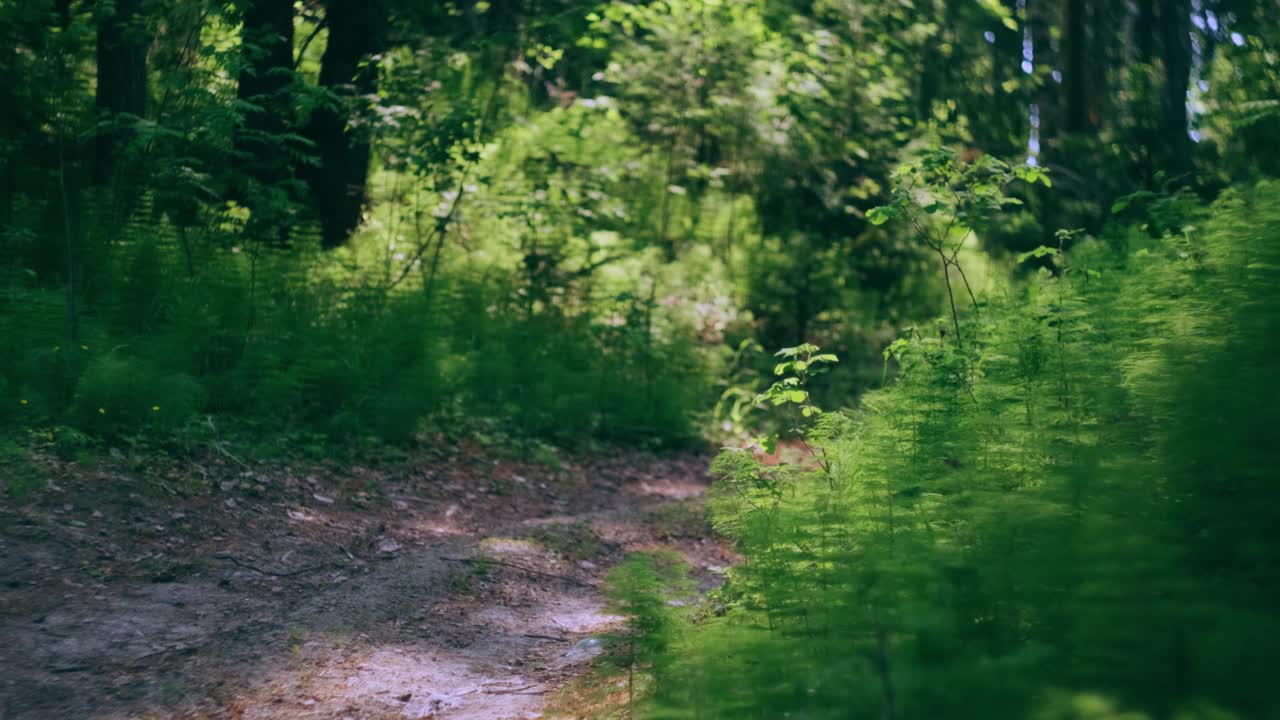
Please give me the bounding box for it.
[645,181,1280,719]
[0,213,713,447]
[0,438,42,501]
[1,1,1279,715]
[603,550,694,710]
[71,354,201,436]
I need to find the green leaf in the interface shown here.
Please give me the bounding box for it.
[867,206,892,225]
[1111,190,1155,214]
[1016,245,1059,263]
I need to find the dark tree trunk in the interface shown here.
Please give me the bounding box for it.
[1028,0,1059,149]
[1135,0,1156,62]
[304,0,387,249]
[235,0,295,188]
[93,0,148,185]
[1063,0,1091,133]
[1086,0,1117,131]
[1160,0,1192,176]
[0,58,14,229]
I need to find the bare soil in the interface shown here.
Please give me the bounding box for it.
[0,441,730,719]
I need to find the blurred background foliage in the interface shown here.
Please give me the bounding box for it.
[0,0,1276,450]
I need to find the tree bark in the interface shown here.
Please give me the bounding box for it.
[304,0,387,249]
[1063,0,1091,133]
[94,0,148,185]
[1160,0,1192,176]
[1135,0,1156,63]
[235,0,295,189]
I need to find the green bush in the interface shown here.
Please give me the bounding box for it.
[0,209,713,448]
[649,182,1280,719]
[72,355,202,436]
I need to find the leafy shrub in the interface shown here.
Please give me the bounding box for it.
[648,180,1280,719]
[72,355,201,436]
[603,551,693,711]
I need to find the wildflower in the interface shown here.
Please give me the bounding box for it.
[19,399,28,405]
[152,406,160,412]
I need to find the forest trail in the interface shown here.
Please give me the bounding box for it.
[0,446,730,719]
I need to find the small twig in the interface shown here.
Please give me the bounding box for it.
[390,40,511,292]
[442,557,595,588]
[293,17,329,70]
[214,552,327,578]
[522,633,570,642]
[483,684,545,695]
[206,416,252,471]
[389,494,433,505]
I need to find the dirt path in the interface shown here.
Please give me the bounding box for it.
[0,445,729,719]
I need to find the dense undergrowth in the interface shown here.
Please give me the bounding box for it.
[0,204,713,452]
[608,180,1280,718]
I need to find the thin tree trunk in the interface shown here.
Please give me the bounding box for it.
[1063,0,1090,133]
[235,0,295,189]
[1135,0,1156,63]
[59,130,79,345]
[1160,0,1193,176]
[93,0,148,185]
[1028,0,1060,150]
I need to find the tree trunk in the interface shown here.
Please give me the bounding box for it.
[304,0,387,249]
[1160,0,1192,176]
[1028,0,1059,148]
[1063,0,1091,133]
[235,0,295,189]
[94,0,148,185]
[1135,0,1156,62]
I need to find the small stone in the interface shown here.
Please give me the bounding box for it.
[392,499,409,511]
[223,498,237,509]
[397,693,412,702]
[578,560,597,570]
[312,494,334,505]
[377,539,402,558]
[564,637,605,662]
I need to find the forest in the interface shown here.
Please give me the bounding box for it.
[1,0,1278,718]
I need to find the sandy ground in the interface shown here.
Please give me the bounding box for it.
[0,443,731,719]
